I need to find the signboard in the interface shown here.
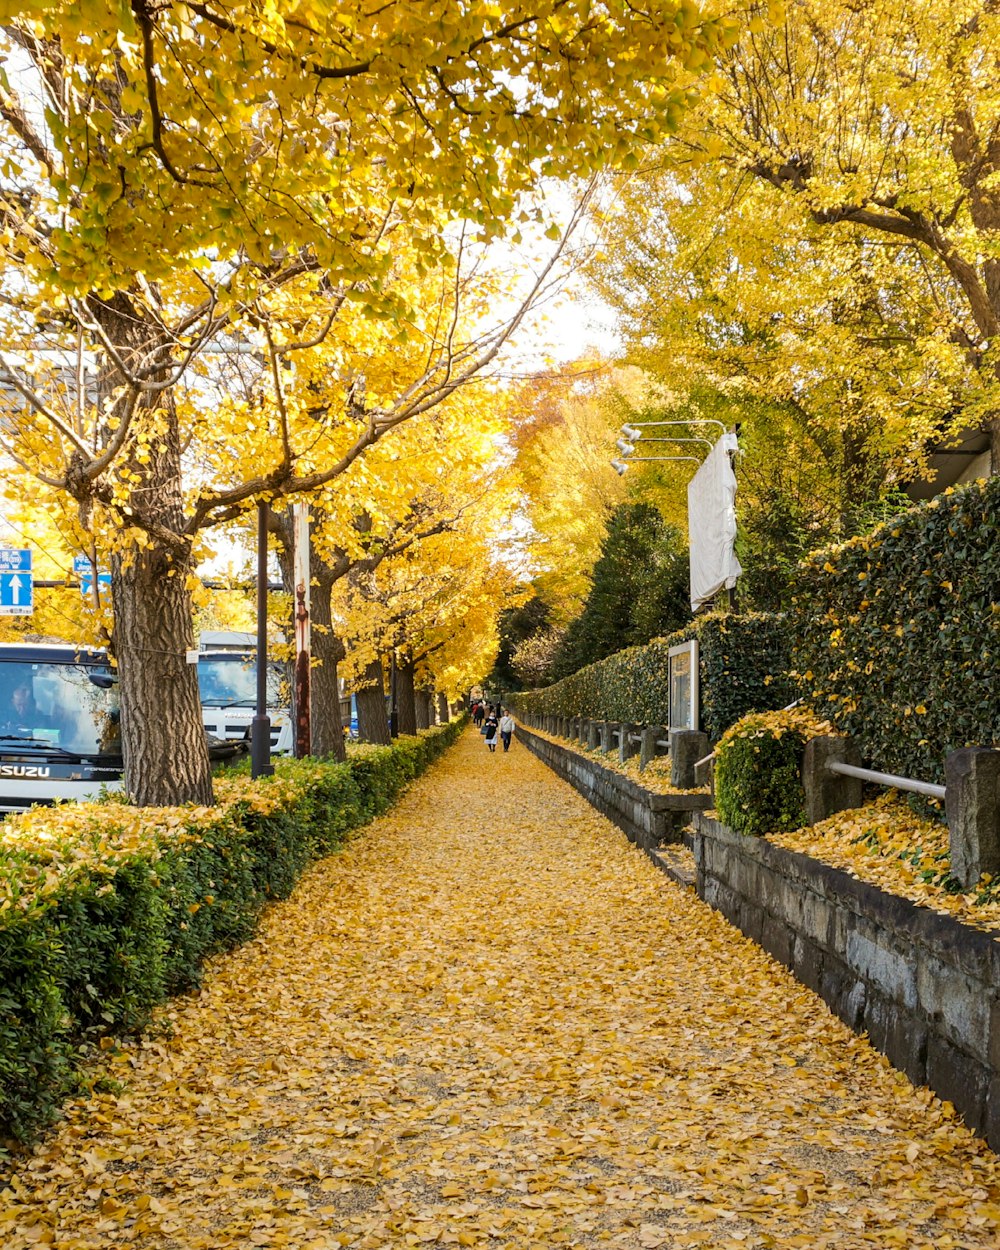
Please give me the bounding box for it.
[74,555,111,600]
[0,548,32,616]
[668,639,699,731]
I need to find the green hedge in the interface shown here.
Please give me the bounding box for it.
[512,612,794,742]
[0,720,464,1143]
[714,708,834,836]
[791,476,1000,792]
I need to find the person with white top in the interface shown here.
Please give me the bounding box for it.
[498,709,515,753]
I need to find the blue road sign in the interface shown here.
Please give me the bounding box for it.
[81,572,112,600]
[0,549,32,615]
[75,555,111,600]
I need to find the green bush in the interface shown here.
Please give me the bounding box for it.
[714,708,834,836]
[790,477,1000,793]
[512,612,794,742]
[0,718,465,1143]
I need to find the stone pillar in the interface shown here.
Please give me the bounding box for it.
[600,720,612,754]
[670,729,710,789]
[578,717,588,746]
[619,723,639,764]
[946,748,1000,889]
[639,726,660,772]
[587,719,599,751]
[802,735,864,825]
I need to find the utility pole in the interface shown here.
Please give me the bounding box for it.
[292,502,311,758]
[251,501,274,779]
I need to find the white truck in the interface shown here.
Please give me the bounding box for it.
[0,642,247,813]
[197,632,293,756]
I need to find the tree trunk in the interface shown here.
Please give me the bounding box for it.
[96,294,212,806]
[308,567,346,760]
[992,415,1000,477]
[437,693,449,724]
[111,540,211,806]
[415,685,432,730]
[356,657,391,744]
[396,651,417,736]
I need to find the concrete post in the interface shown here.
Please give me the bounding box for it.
[600,720,612,754]
[639,726,658,772]
[802,735,864,825]
[946,748,1000,889]
[670,729,710,788]
[587,719,600,751]
[578,716,588,746]
[619,723,639,764]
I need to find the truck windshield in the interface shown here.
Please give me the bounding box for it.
[0,660,120,756]
[197,656,286,708]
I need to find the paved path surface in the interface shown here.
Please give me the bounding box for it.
[2,729,999,1248]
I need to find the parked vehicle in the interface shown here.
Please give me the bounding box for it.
[0,643,246,814]
[197,633,293,755]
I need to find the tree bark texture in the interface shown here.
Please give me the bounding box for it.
[415,686,433,730]
[309,576,346,760]
[97,294,212,806]
[395,651,417,736]
[437,693,449,724]
[356,656,391,744]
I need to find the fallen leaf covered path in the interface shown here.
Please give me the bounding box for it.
[2,728,999,1249]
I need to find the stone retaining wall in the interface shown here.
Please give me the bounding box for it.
[517,726,710,855]
[691,812,1000,1151]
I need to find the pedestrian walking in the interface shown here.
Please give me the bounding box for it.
[472,701,484,728]
[499,709,514,752]
[483,711,499,752]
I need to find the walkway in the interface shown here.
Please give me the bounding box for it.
[2,729,999,1248]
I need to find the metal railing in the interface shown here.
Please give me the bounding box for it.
[827,761,946,801]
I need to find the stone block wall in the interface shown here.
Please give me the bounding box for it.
[517,725,709,856]
[691,813,1000,1151]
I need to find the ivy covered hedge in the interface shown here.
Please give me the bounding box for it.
[512,612,794,742]
[0,720,463,1143]
[791,476,1000,792]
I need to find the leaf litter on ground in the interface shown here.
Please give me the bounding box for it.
[1,729,999,1249]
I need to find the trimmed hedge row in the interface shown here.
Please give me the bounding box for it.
[0,721,464,1143]
[512,612,794,742]
[791,476,1000,792]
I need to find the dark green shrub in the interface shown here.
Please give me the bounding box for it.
[714,708,834,836]
[791,476,1000,793]
[0,904,72,1143]
[53,856,169,1034]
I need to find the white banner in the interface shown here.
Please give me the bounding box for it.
[687,431,742,612]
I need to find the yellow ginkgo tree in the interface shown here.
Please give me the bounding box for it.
[0,2,734,804]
